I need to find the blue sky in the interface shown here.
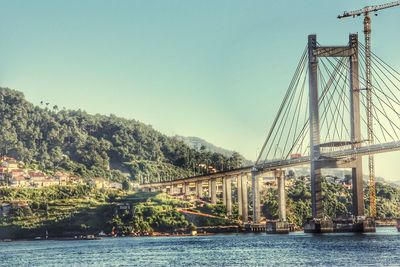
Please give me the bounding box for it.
[1,1,400,180]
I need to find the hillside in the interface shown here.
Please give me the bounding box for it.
[0,187,232,239]
[175,135,253,166]
[0,87,243,182]
[1,178,399,239]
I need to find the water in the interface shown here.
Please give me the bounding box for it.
[0,227,399,266]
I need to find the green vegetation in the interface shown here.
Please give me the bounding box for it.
[0,186,232,238]
[0,87,243,182]
[0,185,116,238]
[262,178,400,227]
[1,178,399,238]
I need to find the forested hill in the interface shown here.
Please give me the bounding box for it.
[0,88,243,182]
[174,135,253,166]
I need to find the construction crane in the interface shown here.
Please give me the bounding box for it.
[338,1,400,218]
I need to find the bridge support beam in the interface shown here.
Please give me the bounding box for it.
[276,170,286,222]
[252,170,261,224]
[241,174,249,223]
[237,175,242,217]
[308,34,323,219]
[196,181,203,199]
[210,178,217,204]
[208,180,212,198]
[308,33,364,220]
[349,34,365,217]
[222,177,227,206]
[224,176,232,216]
[184,183,190,196]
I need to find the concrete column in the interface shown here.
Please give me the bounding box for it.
[178,184,183,194]
[308,34,323,219]
[349,34,364,217]
[225,176,232,216]
[222,177,227,206]
[185,183,190,196]
[237,175,242,217]
[208,180,212,198]
[211,178,217,204]
[276,170,287,222]
[242,174,248,223]
[196,181,203,199]
[175,184,180,195]
[252,171,261,224]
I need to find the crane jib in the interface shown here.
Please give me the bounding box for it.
[338,0,400,19]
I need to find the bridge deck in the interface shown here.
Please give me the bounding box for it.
[141,141,400,187]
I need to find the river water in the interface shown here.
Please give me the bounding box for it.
[0,227,399,266]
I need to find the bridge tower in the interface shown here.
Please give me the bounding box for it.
[308,34,364,220]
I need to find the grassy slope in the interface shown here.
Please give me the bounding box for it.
[0,187,232,239]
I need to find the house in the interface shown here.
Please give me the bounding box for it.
[54,172,71,185]
[69,176,84,185]
[2,158,19,171]
[10,175,29,187]
[29,171,47,181]
[263,176,277,187]
[109,182,123,190]
[10,169,26,178]
[29,171,49,188]
[41,178,59,187]
[340,181,352,190]
[0,169,5,184]
[90,177,109,189]
[285,179,294,187]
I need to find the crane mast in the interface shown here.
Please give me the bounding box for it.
[338,1,400,218]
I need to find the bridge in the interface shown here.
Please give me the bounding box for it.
[140,32,400,233]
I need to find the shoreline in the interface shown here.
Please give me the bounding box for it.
[2,225,399,242]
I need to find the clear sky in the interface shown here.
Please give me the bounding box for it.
[0,1,400,180]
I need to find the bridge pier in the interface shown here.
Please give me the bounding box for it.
[241,174,248,223]
[196,181,203,199]
[208,180,212,198]
[252,170,261,224]
[237,175,242,217]
[222,177,227,206]
[267,169,290,234]
[210,178,217,204]
[277,170,286,222]
[224,176,232,215]
[304,34,372,233]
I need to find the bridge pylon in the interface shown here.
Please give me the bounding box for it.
[308,33,364,220]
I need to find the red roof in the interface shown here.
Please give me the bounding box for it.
[10,169,24,173]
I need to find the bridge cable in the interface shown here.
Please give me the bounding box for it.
[265,50,308,161]
[255,47,307,165]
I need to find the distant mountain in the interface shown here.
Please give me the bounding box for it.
[174,135,253,166]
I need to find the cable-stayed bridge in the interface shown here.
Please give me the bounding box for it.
[140,33,400,233]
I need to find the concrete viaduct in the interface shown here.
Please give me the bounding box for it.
[139,166,287,227]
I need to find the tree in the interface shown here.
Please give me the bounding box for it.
[122,179,131,191]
